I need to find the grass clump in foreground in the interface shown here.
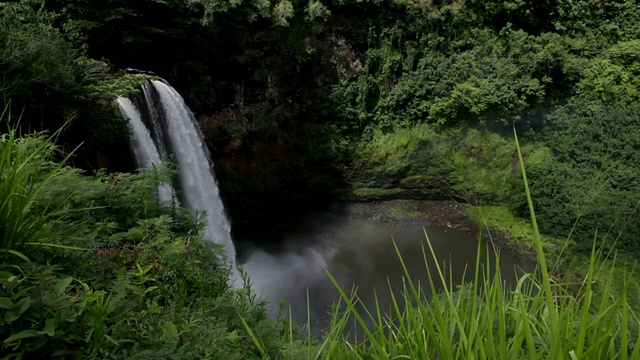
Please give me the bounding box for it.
[243,129,640,359]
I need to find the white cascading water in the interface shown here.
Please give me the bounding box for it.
[116,97,173,203]
[140,83,169,161]
[116,80,236,271]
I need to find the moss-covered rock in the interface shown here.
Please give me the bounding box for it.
[350,165,455,201]
[346,124,550,204]
[399,172,451,191]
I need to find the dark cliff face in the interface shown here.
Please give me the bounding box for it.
[198,103,343,238]
[189,30,358,235]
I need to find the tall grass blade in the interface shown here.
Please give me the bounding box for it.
[237,311,270,358]
[513,126,559,331]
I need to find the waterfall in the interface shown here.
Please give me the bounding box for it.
[116,97,173,203]
[116,80,236,269]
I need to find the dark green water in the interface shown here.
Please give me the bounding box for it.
[241,211,530,334]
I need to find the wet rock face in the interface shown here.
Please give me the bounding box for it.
[343,199,471,230]
[348,160,456,202]
[342,127,521,205]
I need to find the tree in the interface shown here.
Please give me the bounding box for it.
[0,1,80,127]
[520,41,640,253]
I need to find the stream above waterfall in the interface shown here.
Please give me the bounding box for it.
[239,200,532,336]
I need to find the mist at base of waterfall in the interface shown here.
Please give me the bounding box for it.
[239,211,528,335]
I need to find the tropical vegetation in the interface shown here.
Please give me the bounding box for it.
[2,0,640,358]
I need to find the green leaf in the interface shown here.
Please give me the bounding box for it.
[0,271,14,281]
[54,277,73,295]
[27,336,48,351]
[14,296,31,316]
[6,249,31,263]
[4,329,40,343]
[24,242,87,251]
[104,334,121,346]
[0,297,12,309]
[39,318,56,337]
[4,311,20,324]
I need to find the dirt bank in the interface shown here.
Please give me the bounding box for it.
[340,199,472,230]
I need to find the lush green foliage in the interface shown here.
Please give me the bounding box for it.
[324,0,640,255]
[0,130,288,359]
[0,1,79,128]
[350,124,550,204]
[0,1,145,172]
[3,0,640,245]
[3,0,640,357]
[515,40,640,255]
[0,122,72,261]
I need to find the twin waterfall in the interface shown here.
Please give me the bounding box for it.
[116,80,236,269]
